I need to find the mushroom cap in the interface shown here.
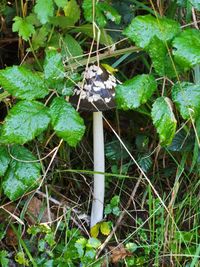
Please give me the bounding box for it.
[69,64,118,111]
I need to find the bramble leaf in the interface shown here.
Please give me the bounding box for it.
[31,25,49,50]
[116,74,157,110]
[2,145,41,201]
[54,0,68,8]
[172,82,200,119]
[0,66,48,100]
[49,97,85,147]
[62,34,83,63]
[44,50,65,80]
[124,15,180,48]
[12,16,35,41]
[64,0,80,25]
[0,147,10,176]
[34,0,54,24]
[172,29,200,70]
[1,101,51,144]
[151,97,177,146]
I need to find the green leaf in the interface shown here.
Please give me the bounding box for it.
[97,3,121,24]
[190,0,200,10]
[72,24,113,46]
[3,145,41,200]
[0,66,49,100]
[151,97,177,146]
[54,0,68,8]
[44,50,65,80]
[147,36,177,77]
[62,34,83,62]
[12,16,35,41]
[50,16,74,29]
[116,74,157,110]
[100,222,111,236]
[87,238,101,249]
[172,29,200,70]
[125,242,137,253]
[0,147,10,176]
[172,82,200,119]
[75,238,87,257]
[15,252,29,266]
[49,97,85,147]
[64,0,80,25]
[1,101,51,144]
[90,223,100,238]
[123,15,180,48]
[137,153,152,173]
[34,0,54,24]
[0,250,9,267]
[31,25,49,51]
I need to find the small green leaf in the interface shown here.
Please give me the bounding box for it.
[75,238,87,257]
[87,238,101,249]
[62,34,83,62]
[0,250,9,267]
[15,252,29,266]
[54,0,68,8]
[1,101,51,144]
[3,145,41,200]
[31,25,49,51]
[98,3,121,24]
[49,97,85,146]
[34,0,54,24]
[44,50,64,80]
[116,74,157,110]
[151,97,177,146]
[12,16,35,41]
[124,15,180,48]
[64,0,80,25]
[172,29,200,70]
[172,82,200,119]
[0,147,10,176]
[147,36,177,77]
[100,222,111,236]
[125,242,137,253]
[0,66,48,100]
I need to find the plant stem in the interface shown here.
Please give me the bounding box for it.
[91,111,105,227]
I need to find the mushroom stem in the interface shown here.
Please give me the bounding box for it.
[91,111,105,227]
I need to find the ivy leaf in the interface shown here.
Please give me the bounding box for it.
[1,101,51,144]
[147,36,177,77]
[54,0,68,8]
[172,82,200,119]
[172,29,200,70]
[49,97,85,147]
[123,15,180,48]
[2,145,41,201]
[44,50,65,80]
[64,0,80,25]
[0,66,49,100]
[116,74,157,110]
[12,16,35,41]
[0,147,10,176]
[151,97,177,146]
[34,0,54,24]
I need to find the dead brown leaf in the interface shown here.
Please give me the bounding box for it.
[108,245,132,263]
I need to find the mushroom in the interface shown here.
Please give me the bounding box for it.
[70,64,118,227]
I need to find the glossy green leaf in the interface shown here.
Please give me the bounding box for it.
[44,50,64,80]
[116,74,157,110]
[147,36,177,77]
[0,66,48,100]
[64,0,80,25]
[49,97,85,147]
[0,146,10,176]
[2,145,41,200]
[124,15,180,48]
[82,0,120,28]
[72,24,113,46]
[172,82,200,119]
[172,29,200,70]
[151,97,177,146]
[1,101,51,144]
[12,16,35,41]
[54,0,68,8]
[34,0,54,24]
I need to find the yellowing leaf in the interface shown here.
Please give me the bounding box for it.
[101,64,118,74]
[100,221,111,236]
[90,223,100,238]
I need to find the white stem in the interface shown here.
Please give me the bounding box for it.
[90,111,105,227]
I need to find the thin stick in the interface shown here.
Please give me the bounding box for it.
[91,111,105,227]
